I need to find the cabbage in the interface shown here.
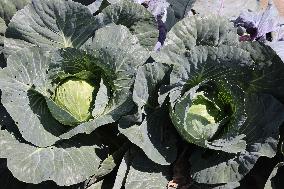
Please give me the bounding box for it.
[1,0,284,188]
[52,79,95,126]
[0,0,157,186]
[144,14,284,186]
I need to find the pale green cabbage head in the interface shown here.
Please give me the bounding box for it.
[53,79,94,126]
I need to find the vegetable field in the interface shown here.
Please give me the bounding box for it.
[1,0,284,188]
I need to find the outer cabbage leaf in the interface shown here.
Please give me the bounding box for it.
[0,159,27,189]
[74,0,104,14]
[73,0,104,14]
[167,0,195,20]
[133,63,170,110]
[0,17,6,66]
[94,143,129,179]
[0,0,31,23]
[120,149,171,189]
[131,0,169,50]
[96,0,158,50]
[166,0,195,29]
[85,181,104,189]
[119,108,177,166]
[153,15,242,107]
[4,0,98,56]
[240,41,284,101]
[0,47,65,147]
[82,142,129,189]
[112,151,130,189]
[0,159,72,189]
[0,18,6,53]
[190,182,240,189]
[4,38,35,58]
[0,129,107,186]
[264,162,284,189]
[130,0,196,51]
[152,15,239,67]
[119,63,177,165]
[87,0,104,14]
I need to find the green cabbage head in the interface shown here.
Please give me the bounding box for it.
[52,79,95,126]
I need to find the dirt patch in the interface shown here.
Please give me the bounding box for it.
[274,0,284,16]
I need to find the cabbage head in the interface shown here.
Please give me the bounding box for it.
[52,79,95,126]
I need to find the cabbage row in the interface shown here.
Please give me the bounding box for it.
[0,0,284,189]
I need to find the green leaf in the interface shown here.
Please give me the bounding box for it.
[95,143,129,179]
[264,162,284,189]
[87,0,103,14]
[167,0,195,18]
[97,0,159,50]
[86,180,104,189]
[3,38,35,58]
[113,151,129,189]
[165,0,195,29]
[0,17,6,55]
[119,108,177,165]
[5,0,97,56]
[0,129,106,186]
[0,159,28,189]
[133,63,169,109]
[122,62,178,165]
[190,181,240,189]
[92,79,109,118]
[0,0,31,23]
[124,149,171,189]
[0,47,65,147]
[152,15,240,67]
[190,151,257,184]
[83,24,150,89]
[240,42,284,101]
[107,0,121,4]
[0,17,6,38]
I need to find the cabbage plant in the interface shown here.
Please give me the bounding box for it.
[156,14,284,186]
[116,14,284,187]
[0,0,31,24]
[1,0,284,188]
[0,0,158,186]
